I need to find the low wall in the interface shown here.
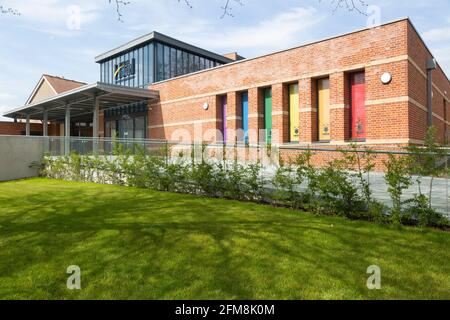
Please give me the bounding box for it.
[0,135,44,181]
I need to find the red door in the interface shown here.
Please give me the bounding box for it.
[351,72,366,140]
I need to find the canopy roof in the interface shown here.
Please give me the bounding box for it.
[4,82,159,121]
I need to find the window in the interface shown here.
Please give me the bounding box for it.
[350,72,366,140]
[163,45,171,80]
[241,91,249,144]
[194,55,200,72]
[288,84,299,142]
[264,88,272,144]
[134,116,146,139]
[176,50,183,76]
[200,57,205,70]
[143,45,149,85]
[170,47,177,78]
[182,51,189,74]
[156,43,164,81]
[317,78,330,142]
[221,95,227,143]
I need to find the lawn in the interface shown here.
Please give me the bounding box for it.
[0,178,449,300]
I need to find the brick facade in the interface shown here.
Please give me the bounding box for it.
[0,121,42,136]
[147,19,449,149]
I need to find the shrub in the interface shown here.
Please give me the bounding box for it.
[316,158,365,218]
[384,154,412,226]
[39,140,448,230]
[272,161,300,208]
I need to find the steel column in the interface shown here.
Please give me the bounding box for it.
[43,110,48,136]
[25,115,30,136]
[93,96,100,155]
[64,105,71,155]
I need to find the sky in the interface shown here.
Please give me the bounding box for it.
[0,0,449,120]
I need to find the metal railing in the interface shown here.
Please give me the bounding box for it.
[42,136,449,216]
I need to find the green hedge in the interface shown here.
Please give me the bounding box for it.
[39,128,449,229]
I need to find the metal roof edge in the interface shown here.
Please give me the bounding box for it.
[95,31,233,64]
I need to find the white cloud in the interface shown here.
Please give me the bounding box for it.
[2,0,99,35]
[158,7,324,57]
[432,46,450,76]
[423,27,450,42]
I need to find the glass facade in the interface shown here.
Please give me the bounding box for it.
[154,42,224,82]
[104,102,148,139]
[99,36,228,140]
[99,41,225,87]
[100,43,154,88]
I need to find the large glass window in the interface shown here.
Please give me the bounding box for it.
[105,115,146,139]
[156,43,164,82]
[189,54,195,73]
[163,45,171,80]
[176,50,183,76]
[170,47,177,78]
[182,51,188,74]
[134,116,145,139]
[200,57,205,70]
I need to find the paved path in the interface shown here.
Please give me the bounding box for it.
[260,166,449,216]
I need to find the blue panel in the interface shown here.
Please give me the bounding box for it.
[242,92,249,144]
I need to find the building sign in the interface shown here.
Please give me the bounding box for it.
[114,58,136,82]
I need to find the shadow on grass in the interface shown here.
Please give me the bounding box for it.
[0,179,449,299]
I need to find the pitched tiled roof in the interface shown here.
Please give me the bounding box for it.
[43,74,87,94]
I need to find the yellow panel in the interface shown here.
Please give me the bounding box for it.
[289,84,299,142]
[318,78,330,141]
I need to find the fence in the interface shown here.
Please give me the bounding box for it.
[42,136,449,217]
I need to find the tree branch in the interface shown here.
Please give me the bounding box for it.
[0,5,20,15]
[179,0,369,18]
[220,0,244,19]
[322,0,369,15]
[108,0,130,22]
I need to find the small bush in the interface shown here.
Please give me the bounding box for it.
[39,140,449,230]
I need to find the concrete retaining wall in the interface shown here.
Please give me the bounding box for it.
[0,135,44,181]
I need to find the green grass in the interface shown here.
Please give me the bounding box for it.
[0,178,449,300]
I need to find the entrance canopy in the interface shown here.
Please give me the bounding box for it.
[3,82,159,121]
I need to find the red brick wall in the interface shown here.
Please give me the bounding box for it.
[146,19,449,151]
[0,121,42,135]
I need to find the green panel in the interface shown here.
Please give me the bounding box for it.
[264,88,272,143]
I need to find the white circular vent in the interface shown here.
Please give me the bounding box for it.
[381,72,392,84]
[203,102,209,110]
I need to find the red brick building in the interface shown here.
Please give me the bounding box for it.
[146,18,449,148]
[3,18,449,152]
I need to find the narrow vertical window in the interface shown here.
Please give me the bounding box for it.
[163,45,170,80]
[156,43,164,82]
[264,88,272,144]
[222,95,227,143]
[241,92,249,144]
[289,84,299,142]
[176,50,183,76]
[318,78,331,141]
[350,72,366,140]
[170,47,177,78]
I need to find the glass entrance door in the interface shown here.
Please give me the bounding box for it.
[118,117,134,139]
[134,116,145,140]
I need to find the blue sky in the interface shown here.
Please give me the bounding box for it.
[1,0,449,120]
